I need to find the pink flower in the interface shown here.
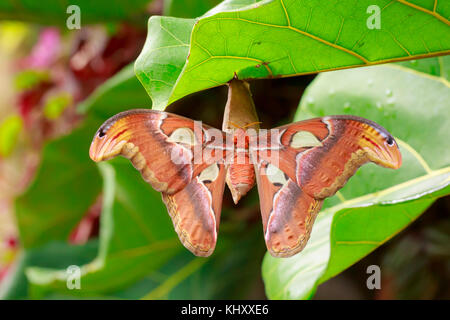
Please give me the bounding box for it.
[21,28,61,69]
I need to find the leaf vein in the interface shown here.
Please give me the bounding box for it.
[205,17,370,64]
[396,0,450,26]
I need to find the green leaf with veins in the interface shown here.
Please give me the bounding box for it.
[135,0,450,109]
[261,56,450,299]
[135,17,195,109]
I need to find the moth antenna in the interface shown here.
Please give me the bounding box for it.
[228,121,241,129]
[242,121,262,129]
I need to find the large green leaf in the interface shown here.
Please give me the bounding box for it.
[135,0,450,109]
[0,0,153,25]
[262,57,450,299]
[15,65,151,249]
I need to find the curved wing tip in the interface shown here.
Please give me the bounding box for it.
[190,247,214,257]
[181,237,216,257]
[267,245,306,258]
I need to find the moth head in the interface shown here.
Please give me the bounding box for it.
[360,128,402,170]
[90,116,130,162]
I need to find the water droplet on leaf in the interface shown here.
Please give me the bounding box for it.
[385,89,393,97]
[387,97,395,105]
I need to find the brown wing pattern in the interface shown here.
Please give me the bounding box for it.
[90,109,227,257]
[163,163,226,257]
[90,109,204,194]
[254,161,323,257]
[255,115,402,199]
[252,115,401,257]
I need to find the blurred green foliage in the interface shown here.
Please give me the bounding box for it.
[0,115,23,157]
[43,93,72,120]
[0,0,152,25]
